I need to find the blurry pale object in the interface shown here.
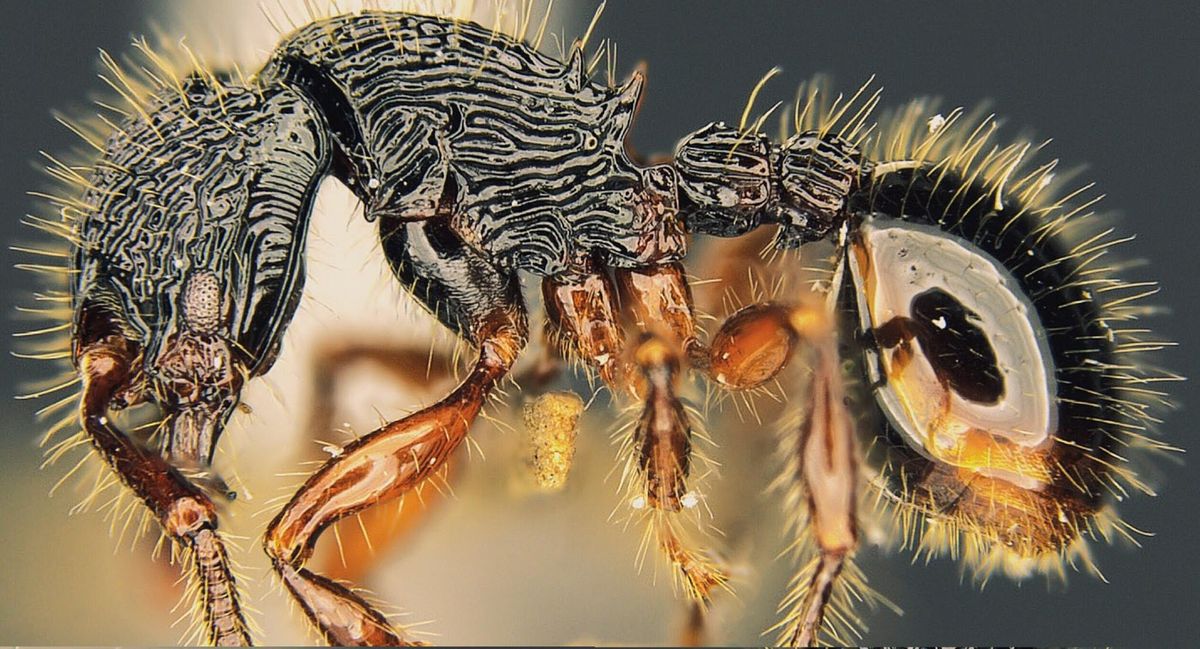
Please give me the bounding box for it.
[523,391,584,492]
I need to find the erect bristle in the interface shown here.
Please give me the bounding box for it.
[782,75,883,149]
[738,67,783,134]
[574,0,605,55]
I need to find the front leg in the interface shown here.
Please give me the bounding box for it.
[264,320,523,645]
[304,341,457,583]
[77,322,251,646]
[265,215,527,646]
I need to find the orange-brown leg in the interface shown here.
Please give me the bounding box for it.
[542,257,628,389]
[77,333,251,646]
[545,261,730,632]
[697,298,860,646]
[605,266,732,622]
[626,332,730,606]
[549,261,858,644]
[614,262,707,369]
[304,341,457,583]
[783,332,858,646]
[305,341,456,451]
[614,262,863,645]
[263,317,525,646]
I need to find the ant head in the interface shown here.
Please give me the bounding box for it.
[71,76,331,466]
[75,76,329,369]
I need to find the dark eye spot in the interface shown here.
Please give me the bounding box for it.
[909,288,1005,404]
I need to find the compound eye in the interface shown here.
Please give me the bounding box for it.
[848,215,1057,488]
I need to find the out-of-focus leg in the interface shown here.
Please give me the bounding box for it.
[783,332,858,647]
[702,299,859,647]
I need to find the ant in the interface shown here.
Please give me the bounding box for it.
[16,5,1176,646]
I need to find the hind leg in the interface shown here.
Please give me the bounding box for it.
[695,296,861,647]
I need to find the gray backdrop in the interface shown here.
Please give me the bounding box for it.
[2,1,1197,646]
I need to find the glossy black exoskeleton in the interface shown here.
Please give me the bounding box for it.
[38,9,1170,647]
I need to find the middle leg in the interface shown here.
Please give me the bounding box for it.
[544,260,730,629]
[558,258,865,646]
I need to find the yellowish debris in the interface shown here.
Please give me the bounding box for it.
[522,391,583,491]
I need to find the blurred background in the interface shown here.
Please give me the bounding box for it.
[2,1,1198,645]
